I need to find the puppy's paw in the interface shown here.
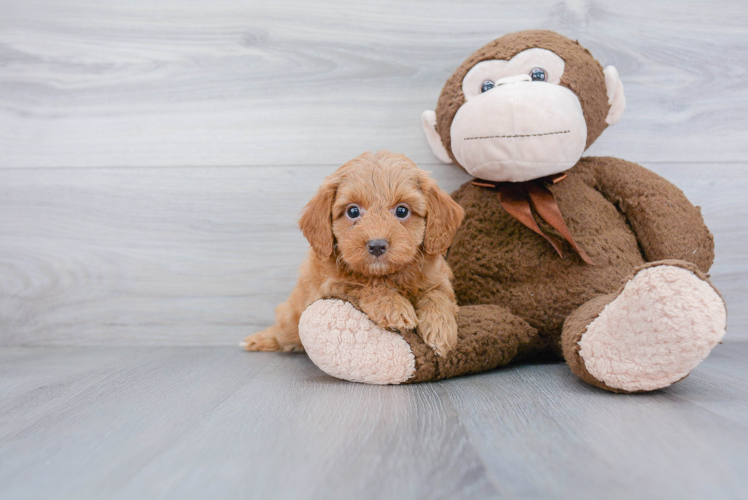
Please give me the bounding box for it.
[242,328,281,351]
[364,295,418,333]
[417,308,458,357]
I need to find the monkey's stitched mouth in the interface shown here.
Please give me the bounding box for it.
[464,130,570,141]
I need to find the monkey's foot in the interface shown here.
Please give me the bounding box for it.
[299,299,542,385]
[299,300,417,384]
[564,261,727,393]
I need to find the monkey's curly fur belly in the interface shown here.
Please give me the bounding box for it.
[447,160,646,356]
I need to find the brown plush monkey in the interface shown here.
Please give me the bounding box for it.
[297,30,726,392]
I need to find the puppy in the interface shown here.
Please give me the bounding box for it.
[242,151,465,356]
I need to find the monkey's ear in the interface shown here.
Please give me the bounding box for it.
[421,174,465,255]
[299,176,338,260]
[421,110,453,164]
[604,66,626,125]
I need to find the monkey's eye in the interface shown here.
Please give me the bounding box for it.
[530,67,547,82]
[346,205,361,220]
[480,80,495,93]
[394,205,410,219]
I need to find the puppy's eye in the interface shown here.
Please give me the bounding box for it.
[394,205,409,219]
[530,67,547,82]
[480,80,495,93]
[346,205,361,219]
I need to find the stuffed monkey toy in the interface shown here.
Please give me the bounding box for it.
[297,30,726,393]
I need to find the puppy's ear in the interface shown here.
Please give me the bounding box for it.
[299,174,339,260]
[420,174,465,255]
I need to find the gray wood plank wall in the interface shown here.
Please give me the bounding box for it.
[1,0,746,345]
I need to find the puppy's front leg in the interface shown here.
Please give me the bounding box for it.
[416,290,459,357]
[358,288,418,333]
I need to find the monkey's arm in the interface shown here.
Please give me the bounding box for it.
[586,156,714,272]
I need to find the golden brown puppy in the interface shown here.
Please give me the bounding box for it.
[242,150,465,356]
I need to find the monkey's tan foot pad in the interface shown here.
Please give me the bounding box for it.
[299,299,416,384]
[578,264,726,392]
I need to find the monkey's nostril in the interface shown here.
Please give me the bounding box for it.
[367,239,389,257]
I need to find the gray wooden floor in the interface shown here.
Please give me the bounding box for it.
[1,343,747,500]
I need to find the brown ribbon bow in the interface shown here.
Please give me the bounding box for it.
[472,173,594,265]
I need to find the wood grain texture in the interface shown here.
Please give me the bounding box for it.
[0,162,744,346]
[1,2,745,498]
[0,0,747,168]
[0,343,747,500]
[0,0,746,345]
[665,345,748,427]
[441,353,748,499]
[0,163,470,346]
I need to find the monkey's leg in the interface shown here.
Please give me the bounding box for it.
[561,260,726,393]
[298,299,541,384]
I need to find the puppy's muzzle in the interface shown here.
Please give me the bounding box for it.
[367,239,389,257]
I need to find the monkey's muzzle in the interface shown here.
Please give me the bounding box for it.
[450,80,588,183]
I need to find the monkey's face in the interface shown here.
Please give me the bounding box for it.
[450,49,587,182]
[422,31,626,183]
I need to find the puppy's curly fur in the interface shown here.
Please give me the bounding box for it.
[243,151,465,356]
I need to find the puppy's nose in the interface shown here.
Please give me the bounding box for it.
[367,239,389,257]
